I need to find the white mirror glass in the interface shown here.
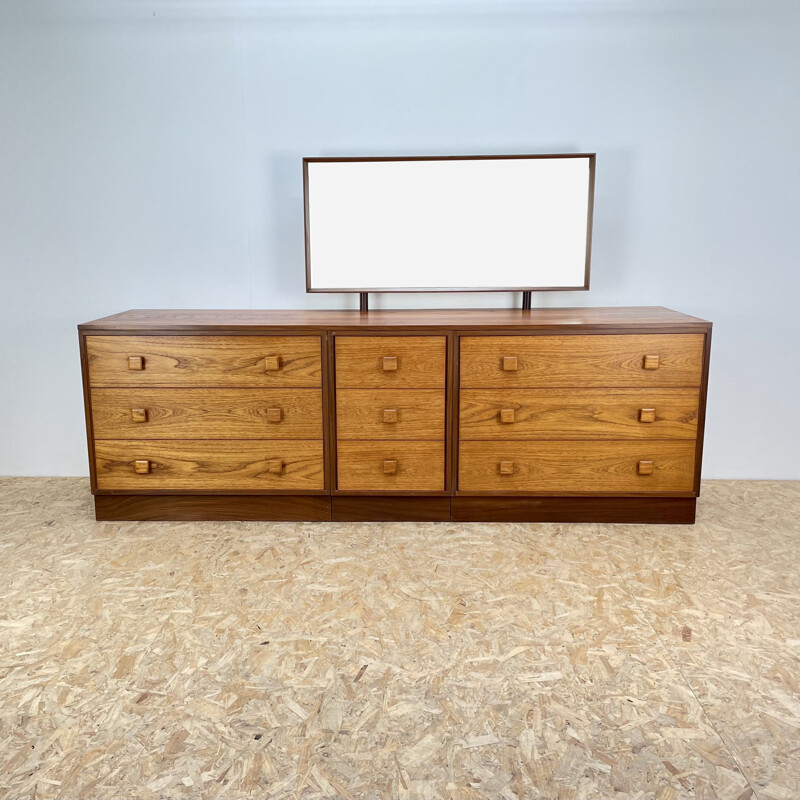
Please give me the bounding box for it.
[305,156,593,292]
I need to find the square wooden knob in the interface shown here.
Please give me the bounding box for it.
[637,460,654,476]
[500,408,515,424]
[127,356,144,371]
[382,356,398,371]
[639,407,656,423]
[499,460,514,475]
[383,408,398,424]
[265,355,282,372]
[268,458,284,474]
[134,459,150,474]
[130,408,148,424]
[502,356,518,372]
[266,407,283,423]
[643,354,660,370]
[383,459,397,475]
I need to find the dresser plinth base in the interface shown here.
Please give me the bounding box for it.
[452,496,696,524]
[94,495,332,522]
[332,496,451,522]
[94,494,696,524]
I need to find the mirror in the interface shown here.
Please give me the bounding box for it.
[304,154,594,293]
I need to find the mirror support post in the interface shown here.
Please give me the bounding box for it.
[521,291,532,310]
[359,292,369,312]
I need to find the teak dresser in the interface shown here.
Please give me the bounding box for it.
[78,307,711,523]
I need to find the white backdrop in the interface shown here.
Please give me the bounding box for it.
[0,0,798,478]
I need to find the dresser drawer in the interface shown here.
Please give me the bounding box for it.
[460,334,704,388]
[459,440,695,493]
[90,388,322,440]
[94,440,324,491]
[335,336,446,388]
[86,336,322,387]
[460,388,699,440]
[336,389,445,440]
[337,441,445,491]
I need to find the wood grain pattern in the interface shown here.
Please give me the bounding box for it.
[335,336,446,388]
[95,440,324,491]
[452,496,697,523]
[458,440,695,493]
[336,389,445,440]
[460,334,704,388]
[337,441,445,491]
[86,336,321,387]
[332,496,451,521]
[90,388,323,440]
[94,494,332,521]
[79,306,711,332]
[459,388,699,440]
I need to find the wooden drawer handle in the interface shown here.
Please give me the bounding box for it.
[502,356,518,372]
[265,355,282,372]
[383,408,398,424]
[639,407,656,423]
[266,407,283,423]
[134,459,150,474]
[499,460,514,475]
[383,459,397,475]
[382,356,398,371]
[268,458,284,474]
[130,408,148,424]
[500,408,515,424]
[643,354,660,370]
[637,460,654,476]
[127,356,144,371]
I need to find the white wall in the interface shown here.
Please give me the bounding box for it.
[1,0,798,479]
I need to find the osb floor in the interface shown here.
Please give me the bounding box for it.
[0,480,798,800]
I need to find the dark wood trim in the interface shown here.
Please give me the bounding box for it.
[303,153,594,294]
[332,496,451,522]
[693,328,713,495]
[452,496,696,524]
[94,494,332,521]
[79,332,99,494]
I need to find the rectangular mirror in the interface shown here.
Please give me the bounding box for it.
[304,154,595,293]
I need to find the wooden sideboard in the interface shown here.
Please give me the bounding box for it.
[78,307,711,523]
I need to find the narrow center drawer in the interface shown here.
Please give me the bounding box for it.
[337,441,445,491]
[335,336,446,388]
[336,389,444,440]
[86,336,322,387]
[91,388,322,440]
[460,334,704,388]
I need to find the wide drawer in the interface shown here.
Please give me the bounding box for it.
[86,336,322,387]
[95,440,324,491]
[460,334,704,388]
[336,389,445,440]
[335,336,446,389]
[91,388,323,440]
[460,388,699,440]
[459,440,695,493]
[337,441,445,491]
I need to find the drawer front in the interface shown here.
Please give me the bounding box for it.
[337,441,445,491]
[95,440,324,491]
[336,389,445,440]
[335,336,446,389]
[460,334,704,388]
[460,388,699,440]
[91,388,323,440]
[86,336,322,387]
[459,440,695,493]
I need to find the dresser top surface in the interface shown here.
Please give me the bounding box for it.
[79,306,710,332]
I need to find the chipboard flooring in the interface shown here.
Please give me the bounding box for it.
[0,478,797,799]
